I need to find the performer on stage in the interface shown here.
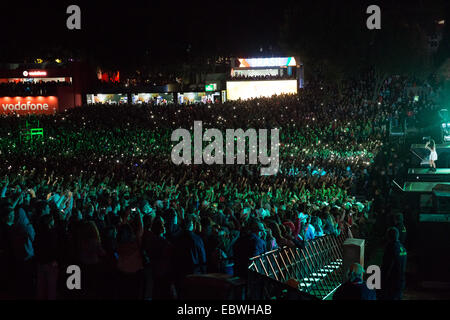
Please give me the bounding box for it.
[425,139,437,172]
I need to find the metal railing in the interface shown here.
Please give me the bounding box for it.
[248,232,347,300]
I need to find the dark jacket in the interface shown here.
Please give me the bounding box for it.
[333,279,377,300]
[381,240,407,299]
[11,208,35,261]
[142,230,174,277]
[233,232,266,277]
[0,224,14,289]
[174,230,207,278]
[34,227,59,264]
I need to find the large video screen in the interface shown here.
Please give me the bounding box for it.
[231,69,279,78]
[226,80,298,100]
[177,92,206,104]
[86,94,127,104]
[238,57,297,68]
[132,93,173,104]
[177,92,221,104]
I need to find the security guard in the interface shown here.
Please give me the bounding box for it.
[381,227,407,300]
[393,212,407,246]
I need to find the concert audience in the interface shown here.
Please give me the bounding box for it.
[0,71,440,299]
[0,81,71,96]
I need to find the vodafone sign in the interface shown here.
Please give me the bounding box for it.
[23,70,48,77]
[0,96,58,115]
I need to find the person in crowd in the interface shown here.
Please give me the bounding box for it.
[173,215,207,296]
[116,209,144,299]
[11,204,36,299]
[303,215,316,241]
[142,215,175,299]
[311,216,324,238]
[322,212,340,236]
[233,220,267,278]
[34,214,59,299]
[0,205,15,296]
[267,221,294,248]
[264,227,278,251]
[333,263,376,300]
[66,221,105,299]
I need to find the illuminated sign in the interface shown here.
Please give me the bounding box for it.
[23,70,48,77]
[238,57,296,68]
[29,71,47,77]
[0,96,58,115]
[205,83,217,91]
[226,80,298,100]
[86,94,127,104]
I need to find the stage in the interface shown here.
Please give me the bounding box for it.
[408,168,450,174]
[410,143,450,150]
[410,143,450,167]
[407,168,450,182]
[403,181,450,192]
[404,142,450,286]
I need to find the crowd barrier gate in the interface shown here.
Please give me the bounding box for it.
[248,232,348,300]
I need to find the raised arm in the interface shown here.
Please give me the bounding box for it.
[10,192,24,209]
[135,209,144,243]
[1,180,7,198]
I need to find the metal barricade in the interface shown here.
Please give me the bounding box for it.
[249,232,347,300]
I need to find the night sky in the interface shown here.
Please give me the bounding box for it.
[0,0,448,66]
[0,0,285,63]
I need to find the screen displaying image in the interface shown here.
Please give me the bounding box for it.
[177,92,205,104]
[132,93,173,104]
[177,92,221,104]
[231,69,279,78]
[226,80,298,100]
[86,94,127,104]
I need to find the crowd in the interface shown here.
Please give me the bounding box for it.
[0,81,71,96]
[0,70,440,300]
